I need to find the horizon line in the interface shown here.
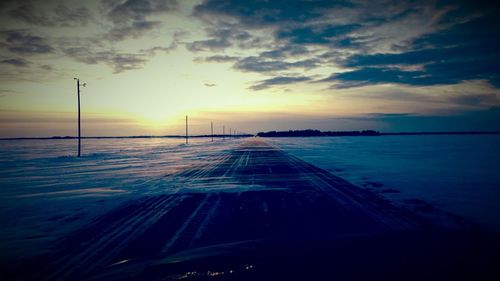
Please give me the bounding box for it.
[1,130,500,140]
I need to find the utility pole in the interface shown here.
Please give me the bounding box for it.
[211,121,213,142]
[185,115,188,144]
[74,78,86,157]
[223,125,225,140]
[229,128,232,138]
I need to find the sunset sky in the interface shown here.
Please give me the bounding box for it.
[0,0,499,137]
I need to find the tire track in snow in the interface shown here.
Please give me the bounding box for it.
[20,138,452,281]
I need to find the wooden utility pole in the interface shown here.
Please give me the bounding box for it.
[185,115,188,144]
[74,78,85,157]
[211,121,214,142]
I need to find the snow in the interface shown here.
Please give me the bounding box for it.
[0,137,244,260]
[267,135,500,231]
[1,134,499,262]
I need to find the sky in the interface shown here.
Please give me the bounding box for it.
[0,0,499,137]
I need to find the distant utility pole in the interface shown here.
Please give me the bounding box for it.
[229,128,232,138]
[74,77,86,157]
[185,115,188,144]
[223,125,225,140]
[211,121,214,142]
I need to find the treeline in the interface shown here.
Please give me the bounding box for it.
[257,129,380,137]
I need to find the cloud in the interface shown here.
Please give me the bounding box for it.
[8,2,92,27]
[249,76,311,91]
[103,0,179,41]
[193,0,353,27]
[1,58,30,67]
[191,0,443,53]
[105,20,161,41]
[276,24,361,45]
[186,24,253,52]
[61,46,147,73]
[0,30,54,55]
[0,1,184,75]
[201,55,239,63]
[141,31,185,55]
[332,12,500,88]
[0,29,176,74]
[324,67,446,88]
[234,56,318,73]
[6,1,177,42]
[259,45,309,59]
[204,82,216,87]
[54,28,183,74]
[187,38,231,52]
[190,0,500,91]
[40,64,53,71]
[190,1,360,82]
[105,0,178,24]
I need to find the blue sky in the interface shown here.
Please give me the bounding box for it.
[0,0,499,136]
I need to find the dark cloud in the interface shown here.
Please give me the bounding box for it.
[103,0,178,41]
[193,0,353,27]
[190,1,357,88]
[141,45,175,55]
[250,76,311,91]
[0,1,182,75]
[197,49,318,76]
[105,20,161,41]
[201,55,239,63]
[276,24,361,45]
[234,56,318,73]
[187,24,253,52]
[54,30,183,74]
[8,2,92,27]
[324,67,457,89]
[40,64,53,71]
[345,48,463,67]
[110,54,148,73]
[333,11,500,88]
[191,0,500,90]
[0,30,54,55]
[204,82,216,87]
[260,45,309,59]
[61,46,147,73]
[1,58,30,67]
[140,31,185,55]
[105,0,178,24]
[190,0,358,53]
[196,45,317,78]
[187,38,231,52]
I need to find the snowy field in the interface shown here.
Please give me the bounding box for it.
[0,137,246,260]
[267,135,500,231]
[1,135,500,264]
